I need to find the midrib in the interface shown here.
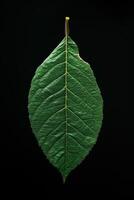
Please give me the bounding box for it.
[64,35,68,177]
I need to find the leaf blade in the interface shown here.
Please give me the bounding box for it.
[28,36,103,181]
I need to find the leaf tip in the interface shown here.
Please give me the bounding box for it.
[63,175,67,184]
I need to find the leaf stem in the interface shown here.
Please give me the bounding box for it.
[65,16,70,36]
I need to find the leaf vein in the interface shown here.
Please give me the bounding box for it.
[31,87,65,118]
[39,121,65,146]
[67,72,97,102]
[67,108,94,134]
[67,88,92,111]
[68,134,87,150]
[68,60,93,84]
[68,123,89,137]
[37,107,65,133]
[46,134,64,154]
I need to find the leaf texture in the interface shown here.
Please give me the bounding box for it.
[28,35,103,181]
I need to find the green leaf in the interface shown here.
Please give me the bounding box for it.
[28,17,103,182]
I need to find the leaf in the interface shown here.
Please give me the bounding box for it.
[28,17,103,182]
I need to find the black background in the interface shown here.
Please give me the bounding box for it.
[1,1,132,198]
